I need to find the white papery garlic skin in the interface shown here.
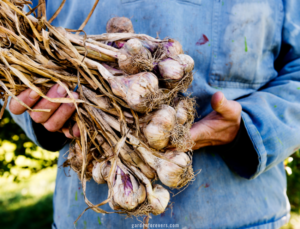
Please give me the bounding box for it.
[108,72,159,113]
[92,160,111,184]
[163,150,191,167]
[158,58,184,80]
[150,184,170,215]
[162,39,184,57]
[178,54,194,73]
[158,54,194,80]
[129,165,170,215]
[143,105,176,149]
[132,138,191,188]
[112,166,146,211]
[92,161,106,184]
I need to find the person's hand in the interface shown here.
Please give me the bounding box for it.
[9,83,80,139]
[190,91,242,150]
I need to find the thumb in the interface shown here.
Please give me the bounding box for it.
[211,92,241,119]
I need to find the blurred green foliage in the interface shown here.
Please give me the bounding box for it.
[0,110,58,181]
[0,110,58,229]
[285,151,300,212]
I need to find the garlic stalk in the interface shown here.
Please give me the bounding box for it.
[130,166,170,215]
[158,54,194,80]
[57,28,154,75]
[96,130,155,179]
[102,63,124,76]
[143,105,176,150]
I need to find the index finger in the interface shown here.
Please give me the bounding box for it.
[9,88,41,115]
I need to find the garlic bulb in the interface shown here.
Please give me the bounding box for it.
[107,72,159,113]
[118,38,152,74]
[110,163,146,211]
[162,39,184,57]
[106,17,134,33]
[130,165,170,215]
[143,105,176,149]
[150,184,170,215]
[129,136,192,188]
[176,100,188,125]
[158,54,194,80]
[92,160,111,184]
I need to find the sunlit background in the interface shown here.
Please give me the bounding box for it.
[0,109,300,229]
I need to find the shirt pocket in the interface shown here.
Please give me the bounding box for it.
[209,0,283,89]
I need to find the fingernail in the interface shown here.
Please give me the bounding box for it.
[57,84,67,96]
[67,93,79,107]
[219,94,225,105]
[29,90,40,99]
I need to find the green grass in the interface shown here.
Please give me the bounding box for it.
[0,167,57,229]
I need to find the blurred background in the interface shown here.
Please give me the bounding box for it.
[0,110,299,229]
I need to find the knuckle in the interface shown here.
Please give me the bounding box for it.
[30,113,44,124]
[43,122,58,132]
[9,101,22,115]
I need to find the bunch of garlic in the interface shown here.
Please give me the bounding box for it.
[62,15,196,218]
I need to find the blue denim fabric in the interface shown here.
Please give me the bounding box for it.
[18,0,300,228]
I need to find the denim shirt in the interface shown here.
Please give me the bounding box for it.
[12,0,300,228]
